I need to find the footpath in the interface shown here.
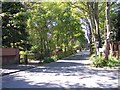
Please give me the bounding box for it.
[2,60,40,76]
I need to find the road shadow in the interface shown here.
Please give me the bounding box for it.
[2,74,64,88]
[63,55,89,60]
[2,61,118,88]
[2,63,40,76]
[2,51,119,88]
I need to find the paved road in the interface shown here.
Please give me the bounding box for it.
[2,50,119,89]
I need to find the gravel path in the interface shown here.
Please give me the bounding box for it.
[2,50,119,89]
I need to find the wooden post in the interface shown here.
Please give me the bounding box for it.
[118,43,120,59]
[24,54,28,65]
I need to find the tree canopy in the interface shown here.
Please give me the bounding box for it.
[2,2,31,50]
[2,2,120,61]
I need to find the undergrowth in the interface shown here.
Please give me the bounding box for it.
[90,54,120,67]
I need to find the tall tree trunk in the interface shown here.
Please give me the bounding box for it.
[41,37,43,54]
[87,2,97,56]
[87,18,93,55]
[87,2,93,55]
[118,44,120,59]
[94,2,102,48]
[105,2,111,60]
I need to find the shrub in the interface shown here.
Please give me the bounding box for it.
[90,54,107,67]
[90,54,120,67]
[43,56,58,63]
[43,57,52,63]
[107,56,120,67]
[51,56,58,61]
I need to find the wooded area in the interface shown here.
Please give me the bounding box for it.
[2,1,120,67]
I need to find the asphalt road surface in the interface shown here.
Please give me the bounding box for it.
[2,50,119,89]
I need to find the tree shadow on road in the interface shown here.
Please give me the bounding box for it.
[63,55,89,60]
[2,52,119,89]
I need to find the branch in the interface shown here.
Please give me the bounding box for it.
[110,2,116,7]
[71,4,88,12]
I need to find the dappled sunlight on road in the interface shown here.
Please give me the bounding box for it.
[2,51,119,88]
[2,65,118,88]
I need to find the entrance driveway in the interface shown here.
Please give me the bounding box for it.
[2,50,119,89]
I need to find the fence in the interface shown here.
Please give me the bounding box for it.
[110,43,120,58]
[1,48,19,65]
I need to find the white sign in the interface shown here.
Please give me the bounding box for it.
[99,48,104,52]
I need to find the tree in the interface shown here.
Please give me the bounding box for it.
[111,3,120,42]
[104,2,118,60]
[70,2,106,55]
[2,2,30,50]
[111,3,120,58]
[27,2,85,57]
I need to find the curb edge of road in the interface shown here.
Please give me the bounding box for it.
[2,66,35,76]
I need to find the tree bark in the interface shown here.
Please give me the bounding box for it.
[87,18,93,54]
[87,2,97,56]
[105,2,111,60]
[94,2,102,48]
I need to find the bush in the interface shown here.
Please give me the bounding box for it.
[90,54,107,67]
[51,56,58,61]
[90,54,120,67]
[19,51,26,64]
[26,52,36,61]
[43,57,52,63]
[20,59,24,64]
[107,56,120,67]
[43,50,76,64]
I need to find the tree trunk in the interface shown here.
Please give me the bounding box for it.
[87,18,93,55]
[105,2,111,60]
[94,2,102,48]
[118,44,120,59]
[87,2,97,56]
[109,42,113,56]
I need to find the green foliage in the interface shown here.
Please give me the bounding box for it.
[43,57,52,63]
[51,56,58,61]
[107,56,120,67]
[19,51,26,62]
[43,55,58,63]
[20,51,36,64]
[27,2,85,56]
[27,53,36,61]
[2,2,31,50]
[57,51,75,59]
[90,54,106,67]
[111,3,120,42]
[20,59,24,64]
[90,54,120,67]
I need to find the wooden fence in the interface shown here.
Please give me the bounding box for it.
[1,48,19,65]
[109,43,120,58]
